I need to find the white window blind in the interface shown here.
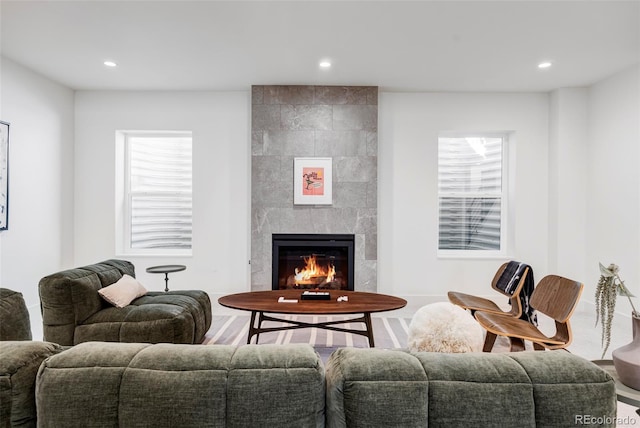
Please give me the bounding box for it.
[126,134,192,252]
[438,135,505,252]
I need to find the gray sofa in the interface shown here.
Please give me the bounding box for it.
[1,288,63,428]
[0,288,32,341]
[38,259,212,346]
[29,342,616,428]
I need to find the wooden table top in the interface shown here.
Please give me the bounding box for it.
[218,290,407,315]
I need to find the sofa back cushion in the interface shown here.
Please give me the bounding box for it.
[0,288,32,341]
[36,342,325,428]
[326,348,616,428]
[38,260,135,345]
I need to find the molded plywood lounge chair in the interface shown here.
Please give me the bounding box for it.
[475,274,584,352]
[448,261,531,318]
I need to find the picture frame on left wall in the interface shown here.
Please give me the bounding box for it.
[0,121,9,231]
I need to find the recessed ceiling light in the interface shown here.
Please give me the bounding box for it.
[319,61,331,69]
[538,61,552,69]
[103,61,117,67]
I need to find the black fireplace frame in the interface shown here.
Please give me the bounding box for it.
[272,233,355,291]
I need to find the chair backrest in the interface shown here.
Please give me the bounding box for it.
[530,275,584,322]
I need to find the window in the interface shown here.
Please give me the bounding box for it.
[117,131,192,255]
[438,134,507,255]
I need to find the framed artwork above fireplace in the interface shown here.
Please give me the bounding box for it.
[293,157,332,205]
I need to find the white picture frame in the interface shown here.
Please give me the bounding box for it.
[293,157,332,205]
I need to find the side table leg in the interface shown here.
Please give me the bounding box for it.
[163,273,169,292]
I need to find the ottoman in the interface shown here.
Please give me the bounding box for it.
[407,302,484,353]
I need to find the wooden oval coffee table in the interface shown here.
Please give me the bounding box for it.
[218,290,407,347]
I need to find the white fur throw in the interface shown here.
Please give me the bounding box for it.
[408,302,484,353]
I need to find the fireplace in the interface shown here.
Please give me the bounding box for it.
[272,234,355,291]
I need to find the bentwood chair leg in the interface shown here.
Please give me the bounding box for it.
[483,332,497,352]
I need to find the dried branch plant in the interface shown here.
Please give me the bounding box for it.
[595,262,638,358]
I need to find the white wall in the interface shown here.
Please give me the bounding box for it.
[586,65,640,311]
[74,91,250,300]
[3,55,638,322]
[548,88,588,284]
[378,92,550,307]
[0,57,75,308]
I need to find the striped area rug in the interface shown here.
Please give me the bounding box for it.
[203,315,412,350]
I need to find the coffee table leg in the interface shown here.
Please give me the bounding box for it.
[364,313,375,347]
[247,311,265,344]
[248,311,257,344]
[255,312,264,344]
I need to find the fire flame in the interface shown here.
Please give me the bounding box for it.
[294,255,335,285]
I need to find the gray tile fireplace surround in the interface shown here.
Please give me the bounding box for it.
[251,85,378,292]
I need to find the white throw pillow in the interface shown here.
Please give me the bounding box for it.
[98,274,148,308]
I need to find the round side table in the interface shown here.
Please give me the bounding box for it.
[146,265,186,292]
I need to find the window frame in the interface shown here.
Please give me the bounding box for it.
[437,132,509,259]
[116,130,193,257]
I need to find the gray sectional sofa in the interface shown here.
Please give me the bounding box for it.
[0,341,616,428]
[38,260,211,346]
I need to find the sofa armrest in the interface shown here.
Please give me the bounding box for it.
[0,341,63,427]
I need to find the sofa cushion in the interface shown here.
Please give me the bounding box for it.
[74,290,212,345]
[0,288,32,341]
[36,342,324,428]
[412,351,536,427]
[133,291,211,343]
[77,303,195,344]
[227,344,325,427]
[326,348,429,428]
[98,274,147,308]
[326,348,617,428]
[0,341,63,428]
[509,351,618,427]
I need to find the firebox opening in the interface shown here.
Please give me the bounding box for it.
[272,234,355,291]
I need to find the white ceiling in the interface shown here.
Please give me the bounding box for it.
[1,0,639,92]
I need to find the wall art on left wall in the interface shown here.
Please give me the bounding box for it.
[0,121,9,231]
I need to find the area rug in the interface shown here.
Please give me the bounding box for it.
[203,315,412,360]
